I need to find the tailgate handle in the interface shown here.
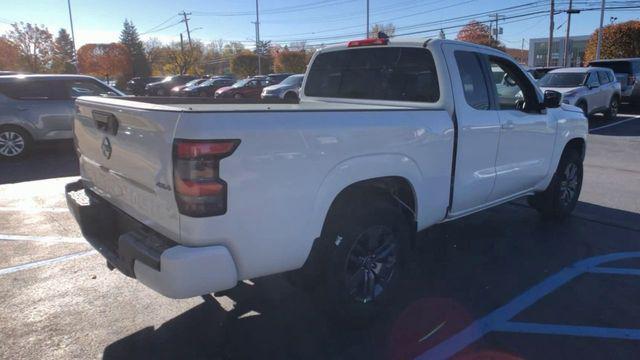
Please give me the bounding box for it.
[92,110,119,136]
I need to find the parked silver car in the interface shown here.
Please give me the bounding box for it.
[0,74,123,159]
[261,74,304,100]
[538,67,621,119]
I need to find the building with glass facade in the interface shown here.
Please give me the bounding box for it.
[528,35,590,67]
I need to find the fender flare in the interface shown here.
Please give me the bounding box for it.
[304,153,424,244]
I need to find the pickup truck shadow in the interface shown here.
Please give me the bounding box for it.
[103,200,640,360]
[0,140,78,184]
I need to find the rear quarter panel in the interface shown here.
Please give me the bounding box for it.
[175,108,454,280]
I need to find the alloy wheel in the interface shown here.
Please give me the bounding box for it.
[0,131,25,157]
[344,225,398,304]
[610,98,619,118]
[559,162,579,206]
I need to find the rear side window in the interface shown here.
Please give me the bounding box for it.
[0,79,54,100]
[591,61,632,73]
[598,71,611,84]
[454,51,490,110]
[66,79,113,97]
[305,47,439,102]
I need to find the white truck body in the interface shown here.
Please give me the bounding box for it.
[67,39,587,299]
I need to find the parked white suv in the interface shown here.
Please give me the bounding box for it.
[66,38,587,320]
[538,67,621,119]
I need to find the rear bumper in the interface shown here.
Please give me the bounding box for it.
[65,180,238,298]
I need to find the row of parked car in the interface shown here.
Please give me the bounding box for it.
[125,73,305,100]
[523,58,640,118]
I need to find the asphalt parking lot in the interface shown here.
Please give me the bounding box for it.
[1,108,639,360]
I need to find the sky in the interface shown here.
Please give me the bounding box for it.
[0,0,639,50]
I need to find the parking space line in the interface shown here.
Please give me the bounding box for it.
[0,234,86,244]
[590,115,640,132]
[494,322,640,340]
[0,206,69,213]
[418,252,640,359]
[0,250,95,276]
[588,267,640,276]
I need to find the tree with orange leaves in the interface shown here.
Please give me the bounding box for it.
[77,43,132,84]
[456,20,504,50]
[0,37,21,71]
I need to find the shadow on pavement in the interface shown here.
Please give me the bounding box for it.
[102,200,640,360]
[0,140,78,185]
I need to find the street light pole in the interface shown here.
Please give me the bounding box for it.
[596,0,606,60]
[366,0,370,37]
[67,0,77,65]
[255,0,261,75]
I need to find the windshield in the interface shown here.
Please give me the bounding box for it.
[279,75,304,86]
[161,76,173,82]
[538,72,586,87]
[232,79,251,88]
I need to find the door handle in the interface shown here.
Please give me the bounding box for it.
[501,121,515,130]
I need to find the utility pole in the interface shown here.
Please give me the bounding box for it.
[366,0,370,37]
[490,13,505,45]
[67,0,77,65]
[596,0,606,60]
[546,0,555,66]
[255,0,261,75]
[179,11,192,50]
[563,0,580,66]
[179,33,185,74]
[521,38,525,64]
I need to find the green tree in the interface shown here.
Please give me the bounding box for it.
[274,50,308,73]
[7,22,55,73]
[52,28,76,73]
[231,52,273,78]
[120,19,150,77]
[584,20,640,63]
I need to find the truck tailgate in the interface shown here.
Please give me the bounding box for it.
[74,97,181,241]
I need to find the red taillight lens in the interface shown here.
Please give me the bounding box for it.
[347,38,389,47]
[628,74,636,86]
[173,139,240,217]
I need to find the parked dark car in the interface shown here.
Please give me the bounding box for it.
[182,77,236,97]
[145,75,196,96]
[125,76,164,95]
[170,78,210,96]
[214,76,272,99]
[266,73,295,85]
[589,58,640,106]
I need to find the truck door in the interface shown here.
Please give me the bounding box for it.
[442,44,501,215]
[485,55,556,202]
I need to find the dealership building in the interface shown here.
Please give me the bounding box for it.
[528,35,590,67]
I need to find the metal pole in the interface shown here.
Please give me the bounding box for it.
[596,0,606,60]
[67,0,77,64]
[563,0,573,66]
[180,11,192,50]
[546,0,555,66]
[255,0,261,75]
[366,0,370,37]
[495,14,499,44]
[179,33,185,74]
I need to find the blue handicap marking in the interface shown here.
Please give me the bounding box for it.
[417,252,640,360]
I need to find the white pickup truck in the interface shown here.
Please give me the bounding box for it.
[66,38,587,317]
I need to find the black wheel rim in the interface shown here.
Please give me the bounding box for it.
[344,225,397,304]
[559,162,579,206]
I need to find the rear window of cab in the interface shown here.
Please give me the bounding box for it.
[305,47,440,103]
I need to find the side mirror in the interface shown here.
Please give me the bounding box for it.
[543,90,562,108]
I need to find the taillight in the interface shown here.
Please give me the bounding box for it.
[347,38,388,47]
[628,74,636,86]
[173,139,240,217]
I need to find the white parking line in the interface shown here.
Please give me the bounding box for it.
[0,234,85,244]
[590,115,640,132]
[0,250,96,276]
[0,206,69,213]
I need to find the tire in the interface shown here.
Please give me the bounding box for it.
[0,126,33,160]
[233,93,243,99]
[604,96,619,120]
[322,194,411,324]
[284,92,298,101]
[527,148,583,220]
